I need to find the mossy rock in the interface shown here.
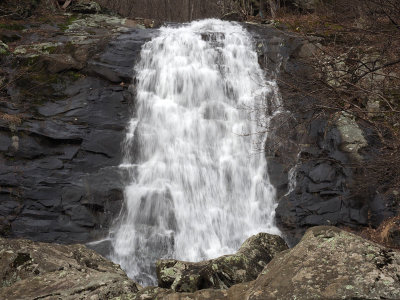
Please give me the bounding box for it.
[0,40,9,55]
[156,233,288,293]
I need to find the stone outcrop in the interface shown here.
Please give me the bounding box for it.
[156,233,288,292]
[250,22,399,245]
[1,227,400,299]
[0,237,141,300]
[0,11,156,244]
[70,1,102,14]
[138,226,400,300]
[246,226,400,300]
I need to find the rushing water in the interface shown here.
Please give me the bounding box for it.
[110,19,281,285]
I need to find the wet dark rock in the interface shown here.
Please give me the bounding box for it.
[0,16,153,245]
[0,31,22,43]
[245,23,398,245]
[222,12,244,22]
[156,233,288,293]
[0,237,141,299]
[86,31,148,83]
[40,54,84,73]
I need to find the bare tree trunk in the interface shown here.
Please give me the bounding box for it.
[269,0,280,18]
[260,0,265,17]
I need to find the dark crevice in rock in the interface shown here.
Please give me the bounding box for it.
[12,252,31,268]
[376,250,394,270]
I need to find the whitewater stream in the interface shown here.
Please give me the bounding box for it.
[110,19,282,285]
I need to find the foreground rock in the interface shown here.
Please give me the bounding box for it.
[0,237,141,299]
[246,226,400,299]
[1,227,399,299]
[156,233,288,292]
[144,226,400,299]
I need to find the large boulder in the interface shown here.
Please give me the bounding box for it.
[156,233,288,293]
[246,226,400,300]
[0,237,141,299]
[144,226,400,300]
[71,1,102,14]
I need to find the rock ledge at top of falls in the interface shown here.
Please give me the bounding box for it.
[0,237,141,300]
[136,226,400,300]
[156,232,288,293]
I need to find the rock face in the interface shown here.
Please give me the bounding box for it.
[0,12,156,244]
[246,226,400,300]
[139,226,400,300]
[1,227,399,300]
[248,22,399,245]
[0,237,141,300]
[156,233,288,292]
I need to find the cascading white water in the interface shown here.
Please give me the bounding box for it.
[111,19,281,285]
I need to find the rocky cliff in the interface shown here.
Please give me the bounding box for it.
[0,6,156,245]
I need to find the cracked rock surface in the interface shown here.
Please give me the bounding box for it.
[0,237,141,300]
[0,11,156,245]
[156,233,288,292]
[251,226,400,300]
[137,226,400,300]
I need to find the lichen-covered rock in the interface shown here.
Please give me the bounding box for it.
[132,287,173,300]
[139,227,400,300]
[133,282,252,300]
[247,226,400,300]
[71,1,102,14]
[156,233,288,293]
[0,237,141,299]
[0,40,9,55]
[335,111,367,160]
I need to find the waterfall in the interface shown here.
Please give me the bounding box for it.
[110,19,281,285]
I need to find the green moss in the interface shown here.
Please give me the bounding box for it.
[0,40,10,55]
[38,17,52,24]
[0,49,10,56]
[57,15,78,32]
[26,55,40,66]
[64,41,76,54]
[0,23,25,31]
[66,71,83,81]
[15,71,65,105]
[42,45,57,54]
